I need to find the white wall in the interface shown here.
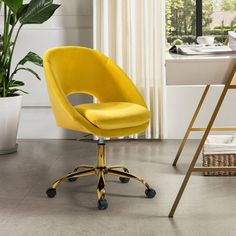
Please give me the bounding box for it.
[17,0,93,139]
[16,0,236,140]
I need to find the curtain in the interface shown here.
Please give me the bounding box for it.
[93,0,166,139]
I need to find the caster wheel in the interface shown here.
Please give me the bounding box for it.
[119,176,130,183]
[119,169,130,183]
[46,188,56,198]
[97,199,108,210]
[68,177,77,182]
[145,188,156,199]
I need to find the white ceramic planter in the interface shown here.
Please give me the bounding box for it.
[0,95,22,155]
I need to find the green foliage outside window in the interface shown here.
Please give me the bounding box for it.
[166,0,236,46]
[221,0,236,10]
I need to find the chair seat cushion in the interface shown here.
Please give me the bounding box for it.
[75,102,150,130]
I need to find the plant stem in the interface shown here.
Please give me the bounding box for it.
[7,24,23,82]
[2,4,7,65]
[9,67,21,81]
[2,7,13,70]
[1,5,17,97]
[1,4,8,97]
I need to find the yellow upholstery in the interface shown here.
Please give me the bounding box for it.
[75,102,150,130]
[43,46,150,137]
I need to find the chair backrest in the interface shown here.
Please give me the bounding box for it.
[44,46,146,106]
[43,47,147,131]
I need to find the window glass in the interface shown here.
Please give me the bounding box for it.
[203,0,236,43]
[166,0,236,46]
[166,0,196,46]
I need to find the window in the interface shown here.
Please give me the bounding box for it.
[166,0,236,46]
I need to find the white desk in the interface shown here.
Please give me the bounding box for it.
[166,53,236,85]
[167,52,236,217]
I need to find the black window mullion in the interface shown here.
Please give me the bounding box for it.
[196,0,203,37]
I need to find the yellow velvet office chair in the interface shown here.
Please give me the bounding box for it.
[43,46,156,210]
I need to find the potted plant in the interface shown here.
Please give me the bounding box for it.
[0,0,60,154]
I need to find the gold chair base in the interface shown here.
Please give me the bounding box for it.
[46,142,156,210]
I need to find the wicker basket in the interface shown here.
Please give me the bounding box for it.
[203,135,236,176]
[203,154,236,176]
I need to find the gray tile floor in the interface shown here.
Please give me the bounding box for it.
[0,139,236,236]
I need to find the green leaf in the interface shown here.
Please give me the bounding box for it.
[20,0,60,25]
[2,0,23,14]
[17,4,29,19]
[7,89,19,96]
[10,13,17,25]
[0,35,3,53]
[18,52,43,67]
[8,80,24,87]
[17,67,41,80]
[0,72,3,84]
[15,88,28,94]
[7,88,28,96]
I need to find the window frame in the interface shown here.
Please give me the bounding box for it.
[196,0,203,37]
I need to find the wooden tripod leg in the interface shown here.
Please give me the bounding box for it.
[169,81,232,217]
[173,85,210,166]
